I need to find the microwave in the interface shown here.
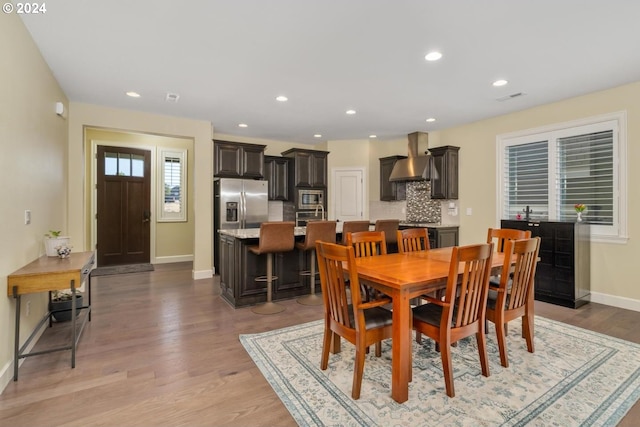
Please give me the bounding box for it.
[298,189,324,210]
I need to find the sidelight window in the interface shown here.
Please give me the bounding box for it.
[158,149,187,222]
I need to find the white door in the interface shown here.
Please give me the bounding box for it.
[333,168,365,221]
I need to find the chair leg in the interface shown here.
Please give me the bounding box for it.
[523,311,535,353]
[440,339,455,398]
[495,320,509,368]
[352,343,366,399]
[476,330,490,377]
[320,325,332,370]
[252,253,285,315]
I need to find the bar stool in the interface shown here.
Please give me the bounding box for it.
[374,219,400,253]
[297,221,337,306]
[248,221,295,315]
[340,220,371,245]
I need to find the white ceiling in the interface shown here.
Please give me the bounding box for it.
[19,0,640,144]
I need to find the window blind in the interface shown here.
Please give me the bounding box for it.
[504,141,549,220]
[556,130,613,225]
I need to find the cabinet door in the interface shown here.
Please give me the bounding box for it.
[380,156,406,201]
[294,152,313,187]
[242,145,265,178]
[436,228,458,248]
[429,146,459,199]
[265,156,290,201]
[219,235,235,296]
[214,143,242,177]
[311,153,328,187]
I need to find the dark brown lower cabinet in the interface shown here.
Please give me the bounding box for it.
[501,220,590,308]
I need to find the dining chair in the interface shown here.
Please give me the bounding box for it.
[315,241,393,399]
[486,237,541,367]
[397,228,431,254]
[340,220,371,245]
[486,228,532,287]
[412,242,494,398]
[374,219,400,253]
[346,231,387,257]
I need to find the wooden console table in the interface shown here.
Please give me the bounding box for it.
[7,251,95,380]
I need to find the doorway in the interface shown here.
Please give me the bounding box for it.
[96,145,151,267]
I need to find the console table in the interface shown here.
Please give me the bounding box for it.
[7,251,95,380]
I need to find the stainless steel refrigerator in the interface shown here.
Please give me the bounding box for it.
[214,178,269,271]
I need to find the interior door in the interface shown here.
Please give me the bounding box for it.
[333,168,364,221]
[97,146,151,267]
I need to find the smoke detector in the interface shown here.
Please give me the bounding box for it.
[165,92,180,103]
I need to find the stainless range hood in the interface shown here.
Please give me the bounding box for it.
[389,132,432,181]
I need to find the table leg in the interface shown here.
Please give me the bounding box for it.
[13,288,20,381]
[390,289,411,403]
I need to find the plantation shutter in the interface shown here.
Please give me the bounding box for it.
[503,141,549,220]
[556,130,614,225]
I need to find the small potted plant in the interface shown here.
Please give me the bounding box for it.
[574,204,586,222]
[50,289,83,322]
[44,230,70,257]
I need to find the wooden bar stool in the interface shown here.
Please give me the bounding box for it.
[297,221,337,306]
[248,222,295,315]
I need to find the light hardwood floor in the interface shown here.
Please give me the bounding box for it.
[1,262,638,426]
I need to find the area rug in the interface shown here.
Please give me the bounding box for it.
[240,317,640,426]
[90,263,154,277]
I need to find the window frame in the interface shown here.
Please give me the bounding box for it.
[158,149,187,222]
[496,111,627,244]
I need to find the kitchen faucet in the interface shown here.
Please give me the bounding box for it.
[314,204,325,220]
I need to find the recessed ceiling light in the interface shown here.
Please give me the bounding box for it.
[346,109,356,115]
[238,123,248,128]
[493,79,508,87]
[369,135,377,138]
[276,95,288,102]
[314,134,322,138]
[126,91,141,98]
[426,117,436,123]
[425,51,443,61]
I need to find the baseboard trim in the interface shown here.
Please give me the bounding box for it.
[193,269,213,280]
[154,255,194,264]
[590,291,640,312]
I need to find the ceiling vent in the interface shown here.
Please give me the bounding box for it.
[165,92,180,103]
[496,92,526,102]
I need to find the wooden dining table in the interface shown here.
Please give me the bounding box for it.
[345,247,506,403]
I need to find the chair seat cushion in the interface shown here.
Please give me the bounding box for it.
[412,303,448,327]
[348,305,393,329]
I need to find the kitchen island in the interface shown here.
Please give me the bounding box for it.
[217,222,459,308]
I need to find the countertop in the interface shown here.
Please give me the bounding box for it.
[219,221,458,240]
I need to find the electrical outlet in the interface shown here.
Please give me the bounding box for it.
[24,210,31,225]
[466,207,473,216]
[26,301,31,317]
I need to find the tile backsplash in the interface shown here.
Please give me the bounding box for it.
[406,181,441,223]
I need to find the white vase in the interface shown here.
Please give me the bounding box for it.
[576,212,583,222]
[45,237,70,257]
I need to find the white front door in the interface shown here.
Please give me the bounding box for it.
[332,168,365,221]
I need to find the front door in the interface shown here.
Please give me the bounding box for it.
[96,146,151,267]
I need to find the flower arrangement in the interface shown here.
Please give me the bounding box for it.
[574,204,586,213]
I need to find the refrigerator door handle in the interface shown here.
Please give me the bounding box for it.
[240,191,246,228]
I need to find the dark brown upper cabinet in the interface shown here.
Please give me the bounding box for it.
[379,155,407,201]
[214,140,266,179]
[429,145,459,199]
[281,148,329,188]
[264,155,291,201]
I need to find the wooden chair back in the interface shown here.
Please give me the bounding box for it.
[315,241,393,399]
[397,228,431,254]
[486,237,541,367]
[346,231,387,258]
[341,220,371,244]
[487,228,531,253]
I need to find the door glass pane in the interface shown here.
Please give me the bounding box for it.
[132,154,144,177]
[105,152,118,175]
[119,154,131,176]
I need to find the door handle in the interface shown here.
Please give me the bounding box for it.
[143,210,151,223]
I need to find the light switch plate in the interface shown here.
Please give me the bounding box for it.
[466,207,473,216]
[24,210,31,225]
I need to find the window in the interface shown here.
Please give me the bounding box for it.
[158,149,187,222]
[497,112,627,243]
[104,152,144,177]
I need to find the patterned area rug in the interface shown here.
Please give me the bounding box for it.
[240,317,640,426]
[90,263,154,277]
